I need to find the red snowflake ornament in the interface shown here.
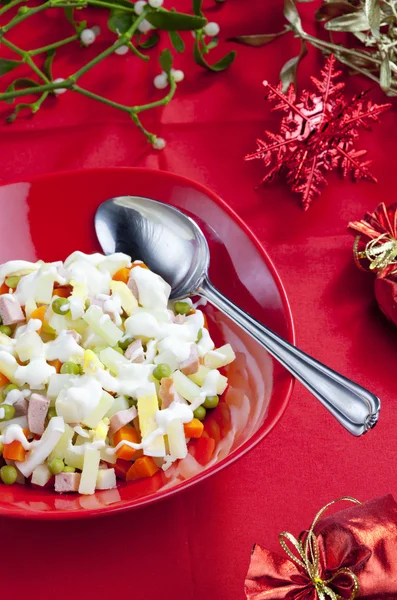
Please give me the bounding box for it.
[246,55,390,210]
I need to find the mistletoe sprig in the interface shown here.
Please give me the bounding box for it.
[234,0,397,97]
[0,0,236,148]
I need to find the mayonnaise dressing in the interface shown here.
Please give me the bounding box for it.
[129,266,171,309]
[97,293,122,326]
[0,260,42,285]
[56,375,102,423]
[3,388,30,406]
[15,358,56,390]
[45,330,84,362]
[14,318,42,338]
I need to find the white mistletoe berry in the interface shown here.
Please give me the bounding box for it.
[153,73,168,90]
[80,28,96,46]
[134,0,147,15]
[171,68,184,83]
[138,18,153,33]
[115,45,129,55]
[204,22,220,37]
[153,137,166,150]
[53,78,67,95]
[148,0,163,7]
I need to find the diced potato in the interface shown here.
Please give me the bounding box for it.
[203,344,236,369]
[137,392,165,457]
[47,374,78,401]
[154,350,178,372]
[70,318,87,336]
[16,417,65,477]
[15,331,44,363]
[48,423,75,462]
[64,448,85,470]
[25,297,37,320]
[83,305,123,347]
[48,313,72,335]
[94,419,109,441]
[79,448,101,495]
[167,419,188,460]
[96,468,117,490]
[35,272,56,304]
[105,395,129,418]
[82,391,114,429]
[56,389,81,424]
[109,280,138,317]
[99,347,129,375]
[31,464,53,487]
[83,349,104,375]
[188,365,228,395]
[100,447,116,464]
[0,351,18,383]
[172,370,201,403]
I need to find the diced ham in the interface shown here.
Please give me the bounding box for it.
[109,406,137,435]
[125,339,144,363]
[127,276,139,301]
[14,396,28,417]
[28,393,50,435]
[159,377,183,409]
[180,344,199,375]
[0,294,25,326]
[65,329,82,344]
[173,314,187,324]
[55,472,81,493]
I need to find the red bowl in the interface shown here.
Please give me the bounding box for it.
[0,167,295,519]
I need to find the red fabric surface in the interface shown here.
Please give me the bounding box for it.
[0,1,396,599]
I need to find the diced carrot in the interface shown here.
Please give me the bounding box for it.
[0,373,9,387]
[47,359,62,373]
[202,313,209,330]
[113,426,139,461]
[29,305,46,332]
[113,459,132,480]
[53,285,72,298]
[184,418,204,439]
[126,456,159,481]
[131,261,150,270]
[188,309,196,316]
[112,267,131,284]
[3,440,26,462]
[0,283,9,294]
[194,436,216,466]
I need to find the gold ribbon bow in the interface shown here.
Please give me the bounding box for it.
[354,233,397,273]
[278,497,361,600]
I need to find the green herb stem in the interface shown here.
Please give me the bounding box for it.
[29,34,80,56]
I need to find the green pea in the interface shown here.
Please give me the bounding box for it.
[52,297,70,316]
[60,362,81,375]
[118,337,134,351]
[193,405,206,421]
[0,404,15,421]
[5,276,21,288]
[48,457,64,475]
[2,383,18,400]
[196,328,203,342]
[0,325,12,336]
[203,395,219,409]
[153,363,172,380]
[174,301,191,316]
[0,465,17,485]
[47,407,57,420]
[112,345,124,355]
[63,465,76,473]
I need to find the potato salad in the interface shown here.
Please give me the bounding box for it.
[0,252,235,495]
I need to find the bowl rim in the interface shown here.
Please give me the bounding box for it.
[0,166,296,519]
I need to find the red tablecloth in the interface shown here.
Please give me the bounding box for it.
[1,2,396,598]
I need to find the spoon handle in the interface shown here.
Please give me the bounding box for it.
[199,279,380,436]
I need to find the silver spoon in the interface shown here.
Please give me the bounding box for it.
[95,195,380,436]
